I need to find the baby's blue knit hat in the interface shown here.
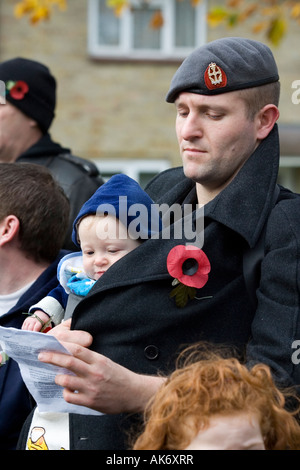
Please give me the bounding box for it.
[72,174,162,247]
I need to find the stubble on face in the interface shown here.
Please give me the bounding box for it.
[175,92,259,198]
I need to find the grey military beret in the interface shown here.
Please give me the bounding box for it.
[166,37,279,102]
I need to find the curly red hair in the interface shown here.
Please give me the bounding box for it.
[133,347,300,450]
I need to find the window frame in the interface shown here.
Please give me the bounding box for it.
[87,0,207,61]
[93,158,170,187]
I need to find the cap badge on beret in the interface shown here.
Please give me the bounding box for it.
[6,80,29,100]
[204,63,227,90]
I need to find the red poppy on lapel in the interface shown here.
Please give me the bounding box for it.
[167,245,210,288]
[167,245,211,307]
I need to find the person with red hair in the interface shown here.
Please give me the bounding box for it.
[133,346,300,451]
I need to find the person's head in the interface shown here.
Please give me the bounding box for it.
[166,38,280,192]
[0,57,56,162]
[78,214,141,281]
[133,345,300,450]
[0,163,69,264]
[72,174,162,280]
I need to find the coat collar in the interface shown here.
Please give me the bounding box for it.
[205,124,279,247]
[83,126,279,296]
[154,125,279,247]
[17,133,70,160]
[153,125,279,249]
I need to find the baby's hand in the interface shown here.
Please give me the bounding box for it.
[22,310,52,332]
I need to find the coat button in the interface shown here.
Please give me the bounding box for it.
[144,345,159,360]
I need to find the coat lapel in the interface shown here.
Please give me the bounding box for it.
[205,125,280,248]
[87,125,279,296]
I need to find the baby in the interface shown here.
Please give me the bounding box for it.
[22,173,162,332]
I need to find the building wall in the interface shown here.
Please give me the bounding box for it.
[0,0,180,168]
[0,0,299,176]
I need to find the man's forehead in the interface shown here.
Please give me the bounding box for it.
[175,89,242,107]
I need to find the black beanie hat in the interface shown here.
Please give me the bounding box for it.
[0,57,56,133]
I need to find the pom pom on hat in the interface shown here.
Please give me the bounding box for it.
[0,57,56,133]
[166,37,279,102]
[72,174,162,247]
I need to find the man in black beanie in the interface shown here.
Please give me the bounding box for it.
[0,57,104,250]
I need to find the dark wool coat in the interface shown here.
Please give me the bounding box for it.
[18,125,300,450]
[0,250,69,450]
[17,133,104,250]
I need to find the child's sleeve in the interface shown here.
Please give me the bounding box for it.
[29,285,69,326]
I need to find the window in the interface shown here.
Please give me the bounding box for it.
[93,159,170,188]
[278,157,300,193]
[88,0,207,61]
[278,125,300,193]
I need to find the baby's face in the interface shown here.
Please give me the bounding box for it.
[78,215,141,281]
[185,413,265,450]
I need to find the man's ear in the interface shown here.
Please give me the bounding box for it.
[0,215,20,246]
[256,104,280,140]
[28,118,39,129]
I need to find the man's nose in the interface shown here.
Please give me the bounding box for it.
[180,115,203,141]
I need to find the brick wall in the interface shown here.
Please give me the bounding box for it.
[0,0,299,171]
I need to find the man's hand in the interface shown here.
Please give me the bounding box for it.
[47,319,93,348]
[39,320,164,414]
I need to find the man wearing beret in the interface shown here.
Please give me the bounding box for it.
[0,57,104,250]
[18,37,300,450]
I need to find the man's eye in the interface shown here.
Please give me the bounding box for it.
[207,113,222,120]
[177,111,188,117]
[176,107,189,117]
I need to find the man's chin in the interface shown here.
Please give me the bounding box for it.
[182,166,202,183]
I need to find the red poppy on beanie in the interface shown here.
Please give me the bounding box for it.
[9,81,29,100]
[0,57,56,133]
